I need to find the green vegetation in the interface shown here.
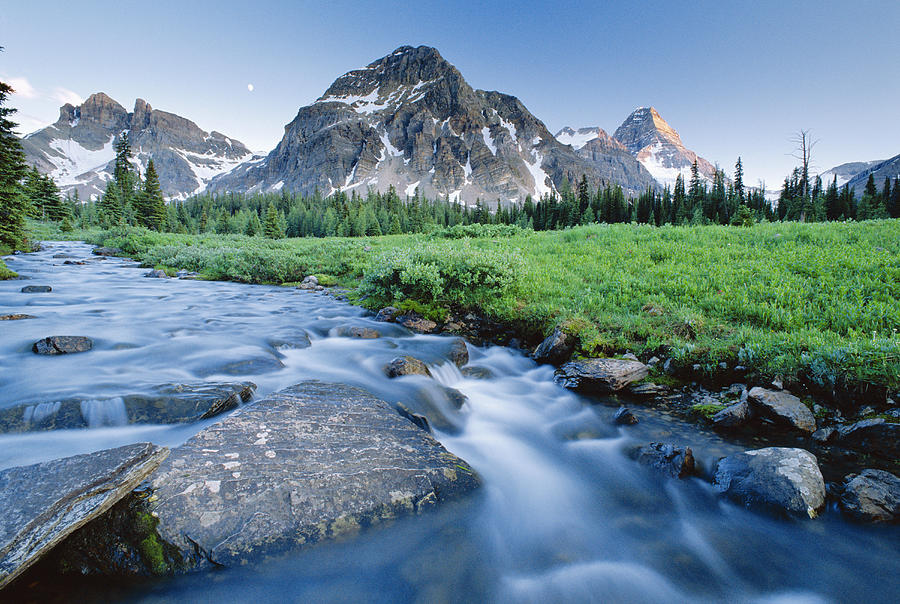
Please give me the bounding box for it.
[83,219,900,393]
[691,403,727,419]
[0,258,17,279]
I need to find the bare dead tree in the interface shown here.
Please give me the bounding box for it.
[790,129,819,221]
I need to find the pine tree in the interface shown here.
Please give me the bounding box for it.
[0,77,30,250]
[264,202,284,238]
[734,157,745,205]
[113,132,135,214]
[889,178,900,219]
[140,159,166,230]
[98,180,124,226]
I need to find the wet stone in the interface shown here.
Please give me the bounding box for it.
[460,366,494,380]
[747,387,816,434]
[32,336,93,355]
[21,285,52,293]
[0,443,168,589]
[614,407,639,425]
[839,469,900,523]
[555,358,649,394]
[632,443,696,479]
[0,314,36,321]
[385,356,432,378]
[91,246,122,256]
[333,326,381,339]
[533,328,575,366]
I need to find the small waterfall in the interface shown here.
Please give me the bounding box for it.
[429,362,463,386]
[22,401,61,425]
[79,397,129,428]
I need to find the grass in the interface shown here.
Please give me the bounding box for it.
[0,258,17,280]
[30,219,899,394]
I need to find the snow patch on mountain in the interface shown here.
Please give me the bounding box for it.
[46,136,116,185]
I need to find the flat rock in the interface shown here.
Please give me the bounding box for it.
[554,358,649,394]
[21,285,51,293]
[747,387,816,434]
[628,382,671,397]
[146,382,479,569]
[839,469,900,523]
[837,418,900,460]
[533,328,575,366]
[632,443,695,479]
[384,356,432,378]
[0,314,36,321]
[0,382,255,433]
[32,336,93,355]
[713,447,825,518]
[0,443,168,589]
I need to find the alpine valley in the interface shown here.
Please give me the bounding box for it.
[21,46,726,204]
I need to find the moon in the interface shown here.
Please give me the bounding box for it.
[247,84,254,92]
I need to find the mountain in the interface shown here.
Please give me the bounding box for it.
[843,154,900,198]
[611,107,717,187]
[816,159,887,189]
[210,46,656,202]
[552,126,655,189]
[21,93,258,200]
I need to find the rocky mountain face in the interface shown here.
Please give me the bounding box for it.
[554,126,658,191]
[21,93,257,200]
[559,107,718,189]
[210,46,656,202]
[816,160,883,188]
[832,156,899,197]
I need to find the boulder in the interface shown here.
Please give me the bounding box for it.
[533,328,575,365]
[333,326,381,339]
[447,338,469,368]
[384,356,432,378]
[713,447,825,518]
[839,469,900,523]
[811,426,836,443]
[614,406,639,425]
[628,382,670,397]
[397,313,438,334]
[301,275,318,286]
[91,246,122,256]
[837,419,900,460]
[374,306,400,322]
[20,285,51,293]
[32,336,93,355]
[144,269,168,278]
[63,260,87,265]
[0,443,168,588]
[268,331,311,351]
[175,269,200,279]
[712,400,752,429]
[632,443,695,479]
[0,314,36,321]
[0,382,256,433]
[90,382,479,572]
[747,387,816,434]
[554,358,649,394]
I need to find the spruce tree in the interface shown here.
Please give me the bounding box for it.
[889,178,900,219]
[0,78,29,250]
[113,132,135,214]
[140,159,166,230]
[264,202,284,238]
[734,157,745,205]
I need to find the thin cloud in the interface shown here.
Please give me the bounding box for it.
[52,87,83,106]
[7,76,38,99]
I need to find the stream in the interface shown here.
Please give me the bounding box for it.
[1,242,898,603]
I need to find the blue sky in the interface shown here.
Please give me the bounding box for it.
[2,0,898,188]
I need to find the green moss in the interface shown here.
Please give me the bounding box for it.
[313,273,339,286]
[691,403,727,419]
[139,534,168,574]
[0,259,17,280]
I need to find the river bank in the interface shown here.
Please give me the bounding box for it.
[1,240,899,602]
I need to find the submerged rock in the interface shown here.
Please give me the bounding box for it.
[839,469,900,523]
[0,443,168,589]
[91,246,122,256]
[102,382,479,572]
[0,314,36,321]
[747,387,816,434]
[713,447,825,518]
[533,328,575,366]
[837,419,900,460]
[632,443,695,479]
[460,366,494,380]
[32,336,93,355]
[555,358,649,394]
[21,285,52,293]
[0,382,256,433]
[144,269,168,278]
[384,356,432,378]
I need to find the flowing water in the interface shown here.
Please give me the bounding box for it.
[1,242,898,603]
